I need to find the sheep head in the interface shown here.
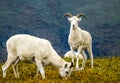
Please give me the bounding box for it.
[64,13,86,30]
[59,62,74,79]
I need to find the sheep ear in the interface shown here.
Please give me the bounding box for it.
[78,18,82,21]
[67,17,70,21]
[64,63,68,68]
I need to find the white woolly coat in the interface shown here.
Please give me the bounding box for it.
[7,34,65,68]
[68,27,92,50]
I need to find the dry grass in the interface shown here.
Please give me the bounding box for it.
[0,56,120,83]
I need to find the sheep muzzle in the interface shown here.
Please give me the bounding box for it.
[72,25,76,30]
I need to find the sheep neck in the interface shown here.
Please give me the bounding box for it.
[50,51,66,68]
[69,26,82,40]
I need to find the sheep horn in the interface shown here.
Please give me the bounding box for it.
[70,62,74,68]
[77,13,86,18]
[63,13,73,17]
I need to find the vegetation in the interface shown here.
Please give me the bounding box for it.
[0,56,120,83]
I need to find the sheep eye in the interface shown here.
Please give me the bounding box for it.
[66,71,69,74]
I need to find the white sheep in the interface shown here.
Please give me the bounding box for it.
[64,51,83,59]
[64,51,84,70]
[64,13,93,70]
[2,34,74,79]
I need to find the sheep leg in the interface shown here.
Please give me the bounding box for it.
[83,51,87,61]
[81,50,87,69]
[36,67,39,76]
[35,58,45,79]
[2,56,17,78]
[76,57,79,69]
[2,60,10,78]
[87,47,93,68]
[76,46,84,70]
[12,58,20,78]
[70,47,75,64]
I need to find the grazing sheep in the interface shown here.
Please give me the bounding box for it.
[2,34,74,79]
[64,13,93,70]
[64,51,83,59]
[64,51,84,69]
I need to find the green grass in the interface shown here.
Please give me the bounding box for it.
[0,56,120,83]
